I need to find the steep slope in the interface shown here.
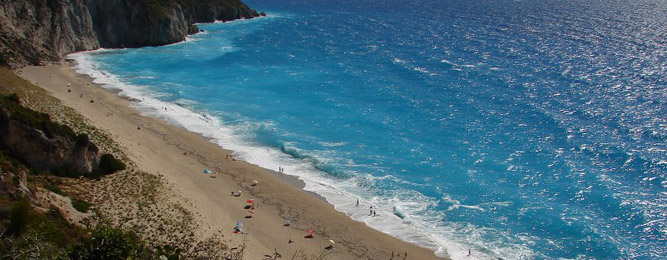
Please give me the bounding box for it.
[0,0,262,67]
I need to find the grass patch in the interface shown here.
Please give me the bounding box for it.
[71,199,91,213]
[6,198,31,236]
[44,182,64,195]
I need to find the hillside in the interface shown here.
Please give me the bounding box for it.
[0,0,263,67]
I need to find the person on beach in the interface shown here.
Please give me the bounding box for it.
[373,210,376,217]
[356,199,359,207]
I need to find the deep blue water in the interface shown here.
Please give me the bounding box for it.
[73,0,667,258]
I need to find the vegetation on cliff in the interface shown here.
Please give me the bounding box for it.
[0,100,218,260]
[0,146,237,259]
[0,93,104,177]
[0,67,249,259]
[0,93,78,140]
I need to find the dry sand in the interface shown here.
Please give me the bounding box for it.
[18,64,446,260]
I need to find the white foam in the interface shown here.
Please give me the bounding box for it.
[317,141,348,147]
[201,12,284,25]
[69,50,537,260]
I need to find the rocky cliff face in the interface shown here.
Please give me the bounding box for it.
[0,0,100,66]
[0,107,99,174]
[0,0,262,67]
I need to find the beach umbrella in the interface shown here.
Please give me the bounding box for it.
[306,230,314,234]
[246,199,255,204]
[329,240,335,244]
[203,169,211,174]
[235,222,243,228]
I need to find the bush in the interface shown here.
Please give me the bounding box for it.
[44,182,64,195]
[71,199,91,213]
[6,198,30,236]
[4,93,20,104]
[97,154,126,175]
[67,226,154,260]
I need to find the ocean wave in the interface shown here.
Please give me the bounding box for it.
[69,50,538,260]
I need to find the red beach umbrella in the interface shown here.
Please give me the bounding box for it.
[246,199,255,204]
[307,230,314,234]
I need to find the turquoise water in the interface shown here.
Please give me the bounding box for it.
[72,0,666,259]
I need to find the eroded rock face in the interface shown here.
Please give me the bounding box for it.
[90,0,191,48]
[0,0,262,67]
[0,0,100,66]
[0,108,99,175]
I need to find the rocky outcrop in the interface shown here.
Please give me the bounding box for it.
[178,0,260,23]
[0,0,262,67]
[0,0,100,66]
[90,0,193,48]
[0,107,99,175]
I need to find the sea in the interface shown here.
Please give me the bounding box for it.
[69,0,667,259]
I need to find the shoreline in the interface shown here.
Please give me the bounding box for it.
[18,63,447,259]
[66,49,452,258]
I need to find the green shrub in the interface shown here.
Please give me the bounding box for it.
[4,93,20,104]
[6,198,30,236]
[44,182,64,195]
[71,199,91,213]
[97,154,126,175]
[67,226,154,260]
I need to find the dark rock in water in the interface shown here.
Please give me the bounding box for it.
[0,0,261,67]
[260,11,266,17]
[188,24,200,35]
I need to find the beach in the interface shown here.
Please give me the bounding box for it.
[18,63,445,260]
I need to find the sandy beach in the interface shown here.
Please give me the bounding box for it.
[18,64,446,260]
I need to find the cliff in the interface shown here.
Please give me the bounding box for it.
[0,94,99,175]
[0,0,262,67]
